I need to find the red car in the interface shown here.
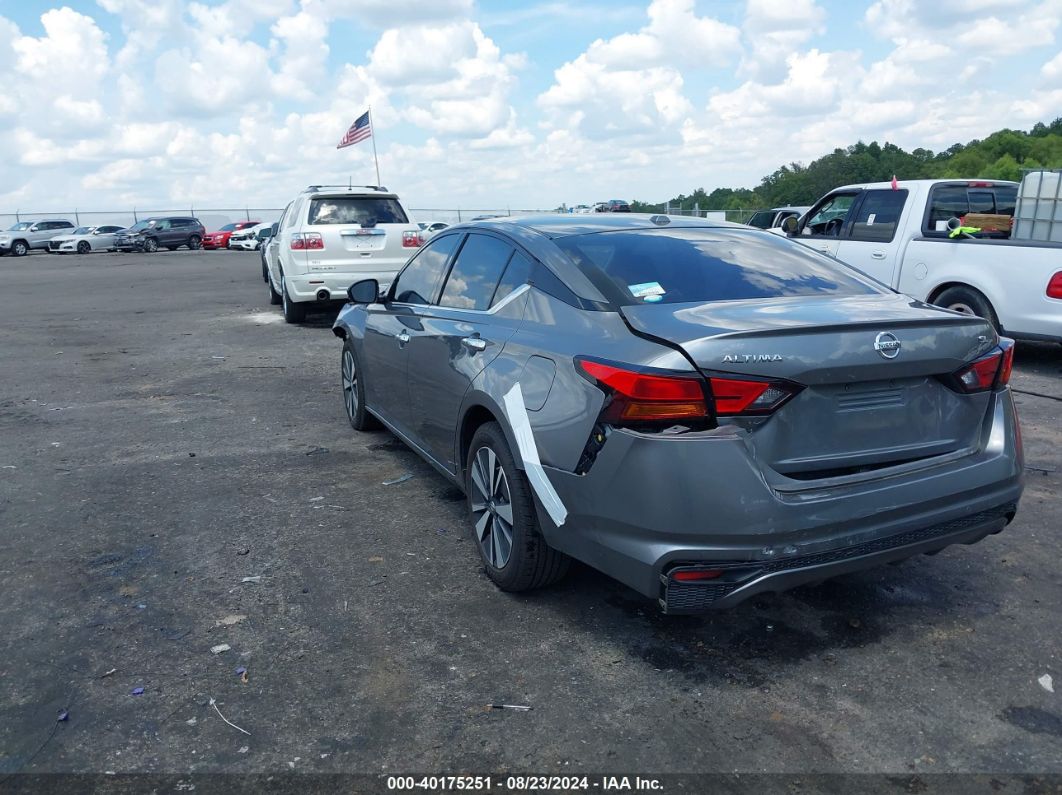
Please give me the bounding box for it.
[202,221,261,250]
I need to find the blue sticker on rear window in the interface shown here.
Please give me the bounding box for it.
[628,281,665,299]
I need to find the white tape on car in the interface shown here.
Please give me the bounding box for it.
[502,383,568,527]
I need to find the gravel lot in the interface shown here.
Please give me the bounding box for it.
[0,250,1060,785]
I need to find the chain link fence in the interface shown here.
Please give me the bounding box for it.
[0,206,762,230]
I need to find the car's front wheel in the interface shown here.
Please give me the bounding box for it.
[466,422,570,592]
[281,274,307,323]
[11,240,28,257]
[143,237,159,253]
[341,340,379,431]
[76,241,91,254]
[268,271,282,305]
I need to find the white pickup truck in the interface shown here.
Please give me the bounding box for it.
[781,179,1062,343]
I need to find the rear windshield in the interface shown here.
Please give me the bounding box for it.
[554,228,881,305]
[307,197,408,226]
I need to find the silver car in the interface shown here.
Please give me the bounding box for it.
[47,225,126,254]
[332,215,1023,612]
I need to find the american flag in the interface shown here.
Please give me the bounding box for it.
[337,111,372,149]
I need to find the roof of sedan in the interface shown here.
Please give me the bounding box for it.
[465,213,747,238]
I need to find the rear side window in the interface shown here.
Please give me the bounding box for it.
[393,234,460,305]
[848,189,908,242]
[492,251,533,307]
[307,197,408,226]
[555,229,879,305]
[438,233,514,310]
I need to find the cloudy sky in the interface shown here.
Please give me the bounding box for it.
[0,0,1060,213]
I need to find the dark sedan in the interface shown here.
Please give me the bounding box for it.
[332,215,1023,612]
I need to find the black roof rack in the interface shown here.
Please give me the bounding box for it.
[303,185,389,193]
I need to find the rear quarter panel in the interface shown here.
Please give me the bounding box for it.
[470,289,692,473]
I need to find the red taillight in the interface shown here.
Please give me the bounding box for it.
[402,230,421,248]
[997,337,1015,387]
[671,569,723,582]
[950,340,1013,393]
[577,359,802,426]
[1047,272,1062,299]
[967,181,993,187]
[708,377,797,415]
[577,358,707,424]
[290,233,323,251]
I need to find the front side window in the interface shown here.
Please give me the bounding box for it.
[307,197,408,226]
[438,234,514,310]
[555,228,881,305]
[746,210,774,229]
[803,193,858,236]
[392,234,460,305]
[847,189,908,243]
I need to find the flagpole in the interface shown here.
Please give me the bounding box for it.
[369,106,382,187]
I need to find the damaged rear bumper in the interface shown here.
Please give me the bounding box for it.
[533,390,1024,610]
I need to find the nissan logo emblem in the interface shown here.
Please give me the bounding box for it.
[874,331,901,359]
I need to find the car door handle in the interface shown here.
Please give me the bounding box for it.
[395,330,410,346]
[870,250,886,259]
[461,336,487,352]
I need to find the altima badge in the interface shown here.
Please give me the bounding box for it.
[874,331,901,359]
[722,354,784,363]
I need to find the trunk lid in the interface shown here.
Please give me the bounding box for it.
[621,293,997,480]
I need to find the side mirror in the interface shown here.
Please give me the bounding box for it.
[347,279,379,304]
[781,216,799,236]
[271,223,279,236]
[29,225,39,232]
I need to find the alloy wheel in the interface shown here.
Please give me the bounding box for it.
[947,302,976,315]
[342,349,358,419]
[469,446,514,569]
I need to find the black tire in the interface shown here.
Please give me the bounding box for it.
[465,422,570,592]
[281,273,306,323]
[261,259,269,283]
[11,240,28,257]
[341,340,379,431]
[143,237,159,253]
[187,235,201,250]
[933,285,999,330]
[76,241,91,255]
[268,270,282,305]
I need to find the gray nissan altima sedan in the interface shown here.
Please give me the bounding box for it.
[332,215,1023,613]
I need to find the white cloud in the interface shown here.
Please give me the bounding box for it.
[538,0,738,139]
[740,0,827,81]
[1043,50,1062,83]
[154,35,273,116]
[270,10,330,98]
[13,8,110,95]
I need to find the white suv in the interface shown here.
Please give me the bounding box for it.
[266,186,421,323]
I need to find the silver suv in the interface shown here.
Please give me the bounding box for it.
[266,186,421,323]
[0,220,76,256]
